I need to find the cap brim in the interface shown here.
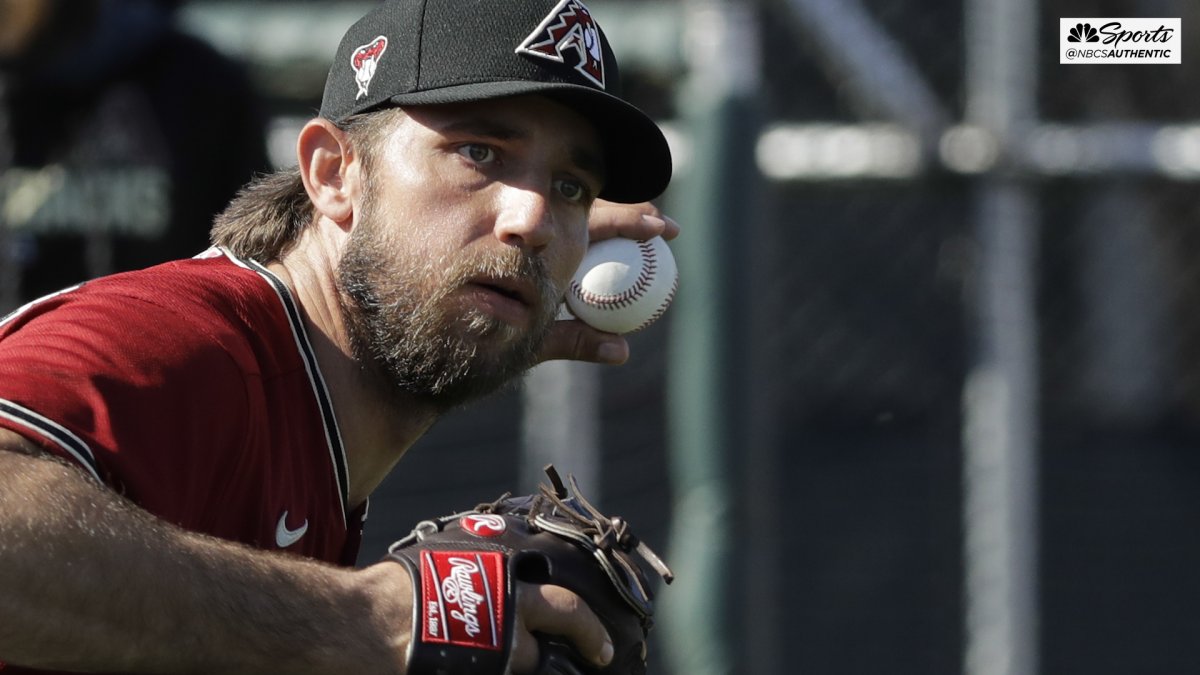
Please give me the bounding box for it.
[383,81,672,204]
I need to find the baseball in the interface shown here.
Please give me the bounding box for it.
[564,236,679,334]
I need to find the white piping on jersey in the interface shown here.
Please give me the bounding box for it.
[1,284,100,482]
[0,399,103,483]
[0,284,84,329]
[216,247,352,526]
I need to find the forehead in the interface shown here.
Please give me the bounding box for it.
[396,96,605,176]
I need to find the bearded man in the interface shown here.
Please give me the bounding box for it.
[0,0,676,672]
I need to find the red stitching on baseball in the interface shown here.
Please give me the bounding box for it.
[631,273,678,332]
[570,239,658,310]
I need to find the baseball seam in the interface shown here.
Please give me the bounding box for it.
[631,273,678,332]
[570,239,658,310]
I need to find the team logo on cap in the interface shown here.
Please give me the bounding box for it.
[516,0,606,89]
[351,35,388,100]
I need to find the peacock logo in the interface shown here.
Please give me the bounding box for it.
[1067,23,1100,43]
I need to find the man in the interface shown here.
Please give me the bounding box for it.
[0,0,676,672]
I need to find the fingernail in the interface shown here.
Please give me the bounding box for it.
[600,637,614,665]
[641,214,667,230]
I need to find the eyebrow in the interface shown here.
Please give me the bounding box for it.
[440,118,525,142]
[438,117,607,188]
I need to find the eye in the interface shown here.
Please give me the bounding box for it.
[554,177,591,204]
[457,143,498,165]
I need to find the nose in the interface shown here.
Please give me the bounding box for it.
[493,184,555,252]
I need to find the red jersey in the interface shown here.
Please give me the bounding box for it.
[0,248,367,672]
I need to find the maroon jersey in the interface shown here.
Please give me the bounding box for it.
[0,248,369,672]
[0,247,366,560]
[1,249,370,550]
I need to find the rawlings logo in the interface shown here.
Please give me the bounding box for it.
[351,36,388,100]
[443,557,487,637]
[516,0,606,89]
[421,551,505,650]
[460,514,507,538]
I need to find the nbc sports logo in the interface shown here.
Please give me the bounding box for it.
[1060,18,1180,64]
[1066,23,1100,43]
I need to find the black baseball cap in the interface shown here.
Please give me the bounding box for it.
[319,0,672,204]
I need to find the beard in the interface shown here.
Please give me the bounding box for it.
[335,203,562,412]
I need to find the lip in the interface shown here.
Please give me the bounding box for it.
[463,276,538,325]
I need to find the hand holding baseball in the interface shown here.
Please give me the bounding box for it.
[536,200,680,365]
[564,236,678,334]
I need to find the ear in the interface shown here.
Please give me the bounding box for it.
[297,118,361,229]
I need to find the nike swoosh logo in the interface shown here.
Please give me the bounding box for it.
[275,511,309,548]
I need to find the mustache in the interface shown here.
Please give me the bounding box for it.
[445,247,560,313]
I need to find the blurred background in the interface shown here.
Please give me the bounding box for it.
[5,0,1200,673]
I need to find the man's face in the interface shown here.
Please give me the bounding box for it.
[336,95,603,410]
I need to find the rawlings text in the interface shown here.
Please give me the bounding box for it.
[420,551,505,650]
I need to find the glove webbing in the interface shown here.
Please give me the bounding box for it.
[537,467,674,585]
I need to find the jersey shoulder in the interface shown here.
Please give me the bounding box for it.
[1,249,298,376]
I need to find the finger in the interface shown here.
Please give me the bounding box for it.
[511,584,613,673]
[536,318,629,365]
[588,200,678,243]
[509,631,538,675]
[658,214,682,241]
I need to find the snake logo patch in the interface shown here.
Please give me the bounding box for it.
[351,36,388,100]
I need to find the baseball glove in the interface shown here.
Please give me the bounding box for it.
[384,465,673,675]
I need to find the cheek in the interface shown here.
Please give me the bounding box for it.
[368,185,476,255]
[551,234,589,290]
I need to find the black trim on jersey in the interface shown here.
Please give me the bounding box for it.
[0,398,103,482]
[229,253,351,523]
[1,285,103,483]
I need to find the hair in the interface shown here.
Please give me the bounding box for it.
[209,107,407,263]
